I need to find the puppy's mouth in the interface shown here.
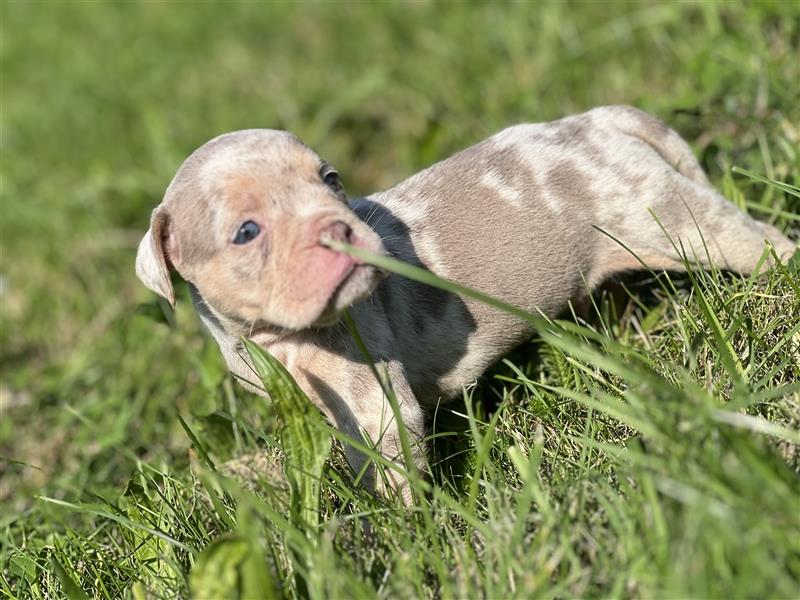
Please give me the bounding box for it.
[314,262,383,327]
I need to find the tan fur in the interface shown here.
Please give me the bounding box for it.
[136,107,797,500]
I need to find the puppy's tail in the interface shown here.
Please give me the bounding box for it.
[601,105,710,187]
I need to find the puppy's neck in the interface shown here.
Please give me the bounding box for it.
[187,283,342,384]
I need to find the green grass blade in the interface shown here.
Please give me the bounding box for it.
[326,240,547,329]
[732,166,800,199]
[37,497,194,553]
[342,309,424,498]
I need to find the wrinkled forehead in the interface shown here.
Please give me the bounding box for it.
[195,130,320,193]
[165,129,322,204]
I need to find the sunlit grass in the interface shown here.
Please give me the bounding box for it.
[2,2,799,598]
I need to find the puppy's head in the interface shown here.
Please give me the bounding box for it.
[135,129,385,332]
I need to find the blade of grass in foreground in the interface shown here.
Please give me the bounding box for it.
[327,241,549,330]
[341,309,424,500]
[326,240,800,446]
[326,240,648,383]
[732,166,800,199]
[37,497,194,553]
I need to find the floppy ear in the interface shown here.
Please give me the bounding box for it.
[136,207,176,307]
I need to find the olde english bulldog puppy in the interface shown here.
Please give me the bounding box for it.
[136,105,796,499]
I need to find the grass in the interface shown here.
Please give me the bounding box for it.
[2,1,799,598]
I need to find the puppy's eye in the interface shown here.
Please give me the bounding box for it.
[233,220,261,245]
[320,164,342,191]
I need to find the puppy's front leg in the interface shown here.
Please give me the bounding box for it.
[296,347,427,503]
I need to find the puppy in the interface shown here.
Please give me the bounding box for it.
[136,105,796,498]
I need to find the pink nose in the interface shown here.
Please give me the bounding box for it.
[318,220,353,246]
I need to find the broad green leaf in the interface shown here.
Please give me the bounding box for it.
[190,503,277,599]
[9,554,38,584]
[122,480,181,597]
[243,339,332,538]
[49,557,89,600]
[190,536,253,599]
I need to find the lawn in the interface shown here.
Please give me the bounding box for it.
[2,2,799,598]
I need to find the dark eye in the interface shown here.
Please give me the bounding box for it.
[320,164,342,191]
[233,220,261,245]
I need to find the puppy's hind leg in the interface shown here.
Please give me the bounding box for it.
[632,174,795,276]
[604,105,712,188]
[598,106,796,276]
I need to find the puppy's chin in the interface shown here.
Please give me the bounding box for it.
[233,265,383,334]
[312,264,384,328]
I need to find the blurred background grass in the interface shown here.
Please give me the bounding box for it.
[2,1,799,598]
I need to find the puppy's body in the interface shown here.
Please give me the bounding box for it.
[354,106,792,403]
[136,106,796,497]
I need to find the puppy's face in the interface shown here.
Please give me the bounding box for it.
[136,130,385,332]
